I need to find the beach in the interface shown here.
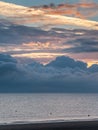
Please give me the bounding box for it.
[0,120,98,130]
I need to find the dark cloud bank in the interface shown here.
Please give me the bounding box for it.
[0,54,98,93]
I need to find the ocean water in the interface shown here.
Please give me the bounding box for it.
[0,93,98,124]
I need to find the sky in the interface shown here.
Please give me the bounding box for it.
[0,0,98,92]
[1,0,98,6]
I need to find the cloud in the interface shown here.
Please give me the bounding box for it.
[65,46,98,53]
[0,22,98,66]
[78,38,98,46]
[0,2,98,92]
[46,56,87,70]
[89,64,98,73]
[37,2,98,19]
[0,1,98,30]
[0,54,98,93]
[0,1,44,17]
[0,53,17,63]
[0,54,21,78]
[64,38,98,53]
[0,20,47,44]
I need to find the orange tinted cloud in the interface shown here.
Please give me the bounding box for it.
[33,2,98,19]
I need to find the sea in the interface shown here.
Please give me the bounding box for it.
[0,93,98,124]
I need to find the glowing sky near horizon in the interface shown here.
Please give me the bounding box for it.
[0,0,98,66]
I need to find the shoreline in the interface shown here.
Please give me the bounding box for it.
[0,120,98,130]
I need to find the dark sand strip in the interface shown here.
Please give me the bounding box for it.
[0,120,98,130]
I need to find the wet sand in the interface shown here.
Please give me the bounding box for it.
[0,120,98,130]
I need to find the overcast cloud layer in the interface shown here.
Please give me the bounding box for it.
[0,53,98,93]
